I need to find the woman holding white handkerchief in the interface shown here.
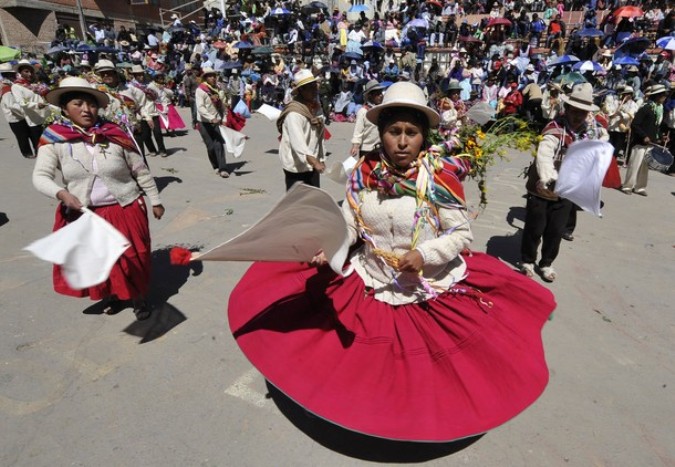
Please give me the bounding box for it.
[32,77,164,320]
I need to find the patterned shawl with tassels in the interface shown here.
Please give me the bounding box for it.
[348,146,470,210]
[38,119,138,153]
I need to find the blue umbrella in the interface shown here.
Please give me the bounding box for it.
[407,18,429,29]
[577,28,604,38]
[549,54,580,66]
[76,43,95,52]
[348,4,369,12]
[612,55,640,66]
[234,41,254,50]
[572,60,604,72]
[271,7,291,15]
[362,40,384,49]
[656,36,675,51]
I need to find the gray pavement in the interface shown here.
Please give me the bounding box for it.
[0,107,673,466]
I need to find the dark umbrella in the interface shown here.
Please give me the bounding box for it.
[46,45,69,56]
[222,61,243,70]
[614,37,651,56]
[76,43,95,52]
[95,46,119,53]
[343,51,363,61]
[251,46,273,55]
[234,41,254,50]
[301,1,328,13]
[577,28,604,38]
[167,25,186,34]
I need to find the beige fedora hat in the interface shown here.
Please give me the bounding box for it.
[560,83,599,112]
[644,84,667,96]
[201,67,217,76]
[94,59,116,73]
[45,76,109,108]
[366,81,440,127]
[129,64,145,74]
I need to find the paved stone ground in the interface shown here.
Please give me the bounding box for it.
[0,108,673,466]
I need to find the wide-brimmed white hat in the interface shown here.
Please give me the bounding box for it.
[0,62,16,73]
[129,64,145,74]
[45,76,109,108]
[560,83,599,112]
[619,86,634,94]
[293,69,319,89]
[94,59,116,73]
[13,59,35,73]
[645,84,668,96]
[366,82,439,127]
[201,67,217,76]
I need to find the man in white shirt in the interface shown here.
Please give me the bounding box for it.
[0,64,34,157]
[276,70,325,190]
[11,60,54,151]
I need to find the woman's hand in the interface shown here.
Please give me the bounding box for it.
[310,250,328,266]
[397,250,424,273]
[350,143,360,157]
[56,189,83,211]
[152,204,165,220]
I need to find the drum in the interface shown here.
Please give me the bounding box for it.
[646,145,674,172]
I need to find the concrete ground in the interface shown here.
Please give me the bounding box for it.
[0,107,673,466]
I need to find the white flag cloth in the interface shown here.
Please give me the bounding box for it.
[554,140,613,217]
[255,103,282,122]
[325,156,358,184]
[194,184,350,275]
[24,208,131,289]
[219,125,247,159]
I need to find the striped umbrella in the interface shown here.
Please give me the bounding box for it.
[572,61,604,73]
[656,36,675,51]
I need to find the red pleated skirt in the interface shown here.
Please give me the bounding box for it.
[228,251,555,442]
[52,198,151,301]
[158,104,186,131]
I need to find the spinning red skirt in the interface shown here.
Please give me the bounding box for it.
[228,251,555,442]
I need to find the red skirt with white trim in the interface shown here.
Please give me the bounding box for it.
[228,251,555,442]
[52,198,152,301]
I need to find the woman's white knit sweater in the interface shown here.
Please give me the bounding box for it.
[33,141,161,208]
[342,190,473,305]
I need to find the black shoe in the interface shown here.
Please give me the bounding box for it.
[562,232,574,241]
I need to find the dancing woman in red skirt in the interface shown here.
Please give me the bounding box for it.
[32,77,164,320]
[229,82,555,442]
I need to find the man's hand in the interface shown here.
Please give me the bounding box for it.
[307,155,326,173]
[147,119,155,129]
[350,143,360,157]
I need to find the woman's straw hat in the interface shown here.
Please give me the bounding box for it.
[366,82,439,127]
[45,76,109,108]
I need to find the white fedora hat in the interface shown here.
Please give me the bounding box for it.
[645,84,668,96]
[201,67,217,76]
[0,62,16,73]
[366,81,439,127]
[45,76,109,108]
[292,69,319,89]
[94,59,116,72]
[129,64,145,74]
[560,82,599,112]
[13,59,35,73]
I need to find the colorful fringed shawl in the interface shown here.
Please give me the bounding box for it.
[14,77,50,97]
[38,119,138,153]
[198,82,224,115]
